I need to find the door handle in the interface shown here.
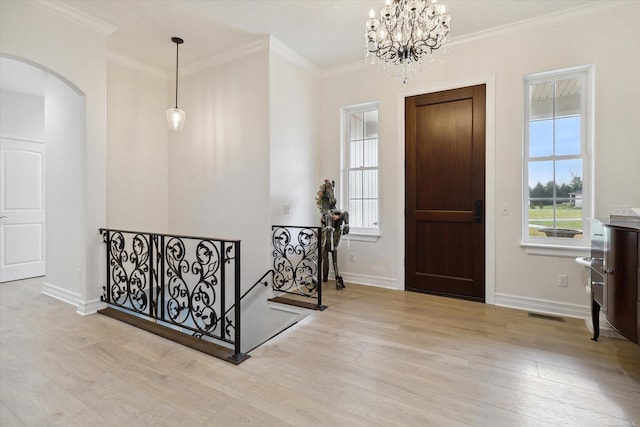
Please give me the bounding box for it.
[0,216,7,219]
[472,200,483,223]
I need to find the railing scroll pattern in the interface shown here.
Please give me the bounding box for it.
[100,228,245,362]
[271,225,324,308]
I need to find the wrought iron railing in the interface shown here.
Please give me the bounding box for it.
[99,228,245,363]
[271,225,324,309]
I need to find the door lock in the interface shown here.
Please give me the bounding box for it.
[472,200,483,223]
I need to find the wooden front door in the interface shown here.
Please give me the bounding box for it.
[405,85,486,301]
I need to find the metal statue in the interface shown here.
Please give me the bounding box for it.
[315,179,349,290]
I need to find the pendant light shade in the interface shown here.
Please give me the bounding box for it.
[167,37,185,131]
[166,108,186,131]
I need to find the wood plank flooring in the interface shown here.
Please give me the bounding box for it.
[1,277,639,426]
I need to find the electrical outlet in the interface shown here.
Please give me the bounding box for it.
[283,204,290,214]
[349,253,356,262]
[501,204,509,216]
[557,274,568,287]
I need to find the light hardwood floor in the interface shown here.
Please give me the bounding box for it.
[1,278,639,426]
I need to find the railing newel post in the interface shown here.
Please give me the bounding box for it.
[220,240,226,342]
[233,241,243,360]
[160,235,165,322]
[149,232,154,318]
[104,229,110,304]
[316,225,322,308]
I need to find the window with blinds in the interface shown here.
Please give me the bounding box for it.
[344,104,379,233]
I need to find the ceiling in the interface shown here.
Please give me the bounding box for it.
[58,0,599,74]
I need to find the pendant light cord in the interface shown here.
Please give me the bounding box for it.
[175,41,179,109]
[171,37,183,109]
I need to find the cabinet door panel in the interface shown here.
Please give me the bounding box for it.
[606,228,638,343]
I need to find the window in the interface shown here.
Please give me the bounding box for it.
[523,66,593,251]
[343,103,379,236]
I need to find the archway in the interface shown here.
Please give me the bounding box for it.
[0,56,87,306]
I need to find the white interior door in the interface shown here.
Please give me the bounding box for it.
[0,138,45,282]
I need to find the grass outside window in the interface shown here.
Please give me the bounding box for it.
[528,204,582,238]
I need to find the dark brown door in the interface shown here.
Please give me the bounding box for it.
[405,84,486,301]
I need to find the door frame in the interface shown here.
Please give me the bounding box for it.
[396,74,496,304]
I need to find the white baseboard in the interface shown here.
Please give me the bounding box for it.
[41,282,105,315]
[268,300,311,316]
[494,292,589,319]
[325,276,588,319]
[76,298,105,316]
[328,272,399,290]
[41,282,82,307]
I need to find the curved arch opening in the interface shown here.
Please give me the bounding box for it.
[0,56,87,303]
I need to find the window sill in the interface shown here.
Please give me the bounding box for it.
[346,230,381,242]
[520,242,590,258]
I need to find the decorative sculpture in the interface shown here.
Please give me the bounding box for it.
[316,179,349,290]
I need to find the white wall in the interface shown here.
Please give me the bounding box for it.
[44,75,86,298]
[1,0,109,312]
[107,58,169,232]
[0,90,45,140]
[168,50,272,288]
[318,70,402,289]
[269,38,321,227]
[319,2,640,316]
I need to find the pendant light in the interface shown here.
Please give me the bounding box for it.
[166,37,186,131]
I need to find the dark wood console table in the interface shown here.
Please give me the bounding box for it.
[590,219,639,343]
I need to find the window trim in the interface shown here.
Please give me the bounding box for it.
[341,102,380,239]
[521,65,594,254]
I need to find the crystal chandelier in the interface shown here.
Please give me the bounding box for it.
[366,0,451,85]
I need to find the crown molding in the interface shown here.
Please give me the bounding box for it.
[321,0,638,80]
[269,35,320,78]
[321,60,369,80]
[107,50,166,79]
[25,0,117,36]
[448,0,638,48]
[180,38,269,78]
[179,35,322,79]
